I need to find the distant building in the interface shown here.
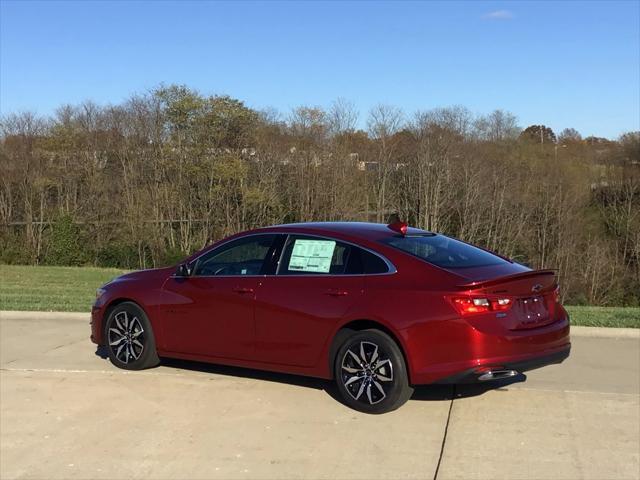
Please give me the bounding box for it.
[357,161,379,171]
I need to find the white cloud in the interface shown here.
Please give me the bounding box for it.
[482,10,514,20]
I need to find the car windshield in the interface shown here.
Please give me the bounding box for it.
[381,234,509,269]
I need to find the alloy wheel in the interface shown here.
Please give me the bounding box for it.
[108,311,145,364]
[341,341,394,405]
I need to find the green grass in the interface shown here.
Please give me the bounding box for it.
[0,265,639,328]
[564,306,640,329]
[0,265,126,312]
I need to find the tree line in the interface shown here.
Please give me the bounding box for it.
[1,85,638,306]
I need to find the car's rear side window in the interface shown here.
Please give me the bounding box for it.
[278,235,391,275]
[344,247,390,274]
[381,234,509,269]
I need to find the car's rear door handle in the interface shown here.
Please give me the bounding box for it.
[324,289,348,297]
[233,287,254,295]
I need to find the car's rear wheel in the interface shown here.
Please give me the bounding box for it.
[104,302,159,370]
[334,329,414,414]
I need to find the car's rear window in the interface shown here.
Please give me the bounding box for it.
[381,234,509,269]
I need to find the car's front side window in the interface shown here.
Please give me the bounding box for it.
[193,234,278,276]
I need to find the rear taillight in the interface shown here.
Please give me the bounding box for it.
[446,295,513,316]
[545,286,561,316]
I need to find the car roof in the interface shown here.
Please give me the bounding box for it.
[257,221,431,241]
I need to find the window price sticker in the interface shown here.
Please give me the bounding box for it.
[289,239,336,273]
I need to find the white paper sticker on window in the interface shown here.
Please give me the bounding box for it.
[288,239,336,273]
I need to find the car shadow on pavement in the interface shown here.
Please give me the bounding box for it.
[95,347,526,405]
[95,345,109,359]
[115,352,526,405]
[412,373,527,401]
[158,356,334,389]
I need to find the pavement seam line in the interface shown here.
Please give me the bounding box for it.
[506,386,640,396]
[2,337,88,366]
[0,367,198,377]
[433,385,455,480]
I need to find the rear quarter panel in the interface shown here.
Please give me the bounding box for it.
[358,260,462,384]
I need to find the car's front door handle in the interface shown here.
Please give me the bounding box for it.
[233,287,254,295]
[324,289,348,297]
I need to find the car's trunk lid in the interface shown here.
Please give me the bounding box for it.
[454,268,560,330]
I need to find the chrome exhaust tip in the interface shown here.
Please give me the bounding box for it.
[478,369,519,382]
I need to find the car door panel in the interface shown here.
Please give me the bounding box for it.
[254,275,364,367]
[158,234,281,360]
[160,276,257,359]
[253,234,365,367]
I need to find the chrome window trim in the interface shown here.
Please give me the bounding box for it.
[171,231,397,278]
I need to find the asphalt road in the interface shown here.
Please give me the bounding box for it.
[1,312,638,480]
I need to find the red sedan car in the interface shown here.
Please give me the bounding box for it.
[91,222,570,413]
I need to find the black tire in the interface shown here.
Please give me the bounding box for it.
[104,301,160,370]
[334,329,414,414]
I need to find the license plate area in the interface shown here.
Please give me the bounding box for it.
[516,296,551,328]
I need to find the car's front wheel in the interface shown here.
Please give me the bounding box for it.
[104,302,159,370]
[334,329,414,414]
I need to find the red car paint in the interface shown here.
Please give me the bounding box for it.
[91,222,570,384]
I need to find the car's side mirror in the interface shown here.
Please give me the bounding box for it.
[176,263,192,277]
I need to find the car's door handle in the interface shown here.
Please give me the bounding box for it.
[324,289,348,297]
[232,287,255,295]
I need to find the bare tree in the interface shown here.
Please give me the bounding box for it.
[474,109,520,141]
[367,104,404,222]
[328,98,359,135]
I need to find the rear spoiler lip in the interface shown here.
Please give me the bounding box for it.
[456,269,557,290]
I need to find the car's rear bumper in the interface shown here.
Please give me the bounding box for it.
[404,309,571,385]
[433,345,570,384]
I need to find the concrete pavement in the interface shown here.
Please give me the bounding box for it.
[0,312,638,479]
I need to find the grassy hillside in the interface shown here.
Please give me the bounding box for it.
[564,306,639,328]
[0,265,638,328]
[0,265,126,312]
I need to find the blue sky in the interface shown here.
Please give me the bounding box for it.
[1,0,638,138]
